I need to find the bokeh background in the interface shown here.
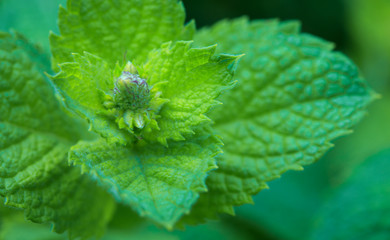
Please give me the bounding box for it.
[1,0,390,239]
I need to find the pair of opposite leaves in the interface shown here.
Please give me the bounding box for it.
[0,0,374,239]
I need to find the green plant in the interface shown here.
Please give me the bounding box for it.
[0,0,375,239]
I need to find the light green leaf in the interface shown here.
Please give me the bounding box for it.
[183,17,375,222]
[69,127,220,229]
[0,32,115,239]
[141,41,239,145]
[311,150,390,240]
[50,52,132,144]
[50,42,239,145]
[50,0,193,69]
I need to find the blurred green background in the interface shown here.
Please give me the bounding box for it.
[1,0,390,239]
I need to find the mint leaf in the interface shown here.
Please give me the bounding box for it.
[50,52,132,144]
[69,127,220,228]
[311,150,390,240]
[50,42,239,145]
[0,32,115,239]
[183,17,375,222]
[50,0,193,68]
[141,41,239,145]
[5,31,51,72]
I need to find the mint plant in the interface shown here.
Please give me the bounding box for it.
[0,0,375,239]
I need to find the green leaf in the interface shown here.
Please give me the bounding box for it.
[50,0,193,69]
[4,31,51,72]
[50,42,239,146]
[50,52,132,144]
[311,150,390,240]
[69,127,220,229]
[0,32,115,239]
[141,41,239,145]
[183,17,375,222]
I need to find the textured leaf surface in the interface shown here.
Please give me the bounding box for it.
[50,52,131,144]
[184,17,375,221]
[50,0,193,68]
[51,42,238,145]
[141,41,239,144]
[311,150,390,240]
[69,128,220,228]
[0,32,115,239]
